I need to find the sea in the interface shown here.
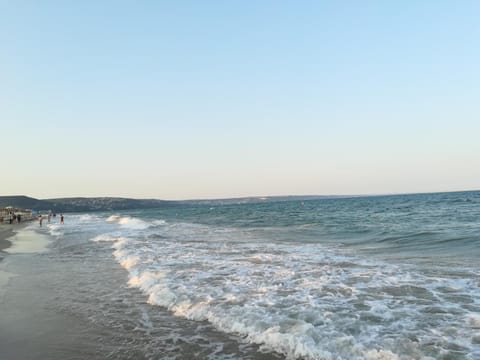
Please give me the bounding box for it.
[6,191,480,359]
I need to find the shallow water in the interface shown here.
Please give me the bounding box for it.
[5,229,51,253]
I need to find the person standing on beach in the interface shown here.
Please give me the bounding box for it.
[39,215,43,227]
[60,214,64,224]
[48,213,51,223]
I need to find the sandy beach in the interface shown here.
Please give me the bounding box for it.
[0,226,17,305]
[0,225,15,253]
[0,221,38,256]
[0,223,112,360]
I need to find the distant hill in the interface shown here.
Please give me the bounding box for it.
[0,196,175,212]
[182,195,349,206]
[0,196,55,210]
[0,194,351,213]
[46,197,176,212]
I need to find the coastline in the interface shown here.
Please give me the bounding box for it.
[0,222,32,255]
[0,225,15,254]
[0,220,130,360]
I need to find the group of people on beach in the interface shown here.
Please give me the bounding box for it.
[0,212,22,224]
[38,213,64,227]
[2,211,22,224]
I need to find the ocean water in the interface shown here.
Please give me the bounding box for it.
[40,192,480,359]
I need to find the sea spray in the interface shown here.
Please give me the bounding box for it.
[82,191,480,359]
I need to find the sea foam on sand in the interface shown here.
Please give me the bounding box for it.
[5,229,51,254]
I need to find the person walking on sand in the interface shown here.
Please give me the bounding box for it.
[60,214,64,224]
[39,215,43,227]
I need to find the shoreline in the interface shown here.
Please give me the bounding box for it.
[0,225,15,254]
[0,222,33,257]
[0,219,125,360]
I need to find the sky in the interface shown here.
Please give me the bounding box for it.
[1,1,479,200]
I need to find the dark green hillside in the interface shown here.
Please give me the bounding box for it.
[46,197,176,212]
[0,196,54,210]
[0,196,176,212]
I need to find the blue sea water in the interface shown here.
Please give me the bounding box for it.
[43,191,480,359]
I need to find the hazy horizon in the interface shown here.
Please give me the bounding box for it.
[2,188,479,202]
[2,2,479,199]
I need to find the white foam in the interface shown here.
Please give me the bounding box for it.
[365,349,399,360]
[91,220,480,360]
[5,230,52,254]
[106,215,121,222]
[119,217,150,229]
[92,234,119,242]
[113,249,141,270]
[128,271,167,289]
[466,313,480,328]
[46,223,64,237]
[78,214,100,222]
[105,215,151,230]
[118,256,140,270]
[111,237,128,249]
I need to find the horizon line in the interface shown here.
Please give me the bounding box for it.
[2,188,478,202]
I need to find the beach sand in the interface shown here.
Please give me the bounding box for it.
[0,225,17,298]
[4,229,51,254]
[0,225,15,253]
[0,225,114,360]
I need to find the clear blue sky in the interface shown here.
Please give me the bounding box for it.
[1,1,479,199]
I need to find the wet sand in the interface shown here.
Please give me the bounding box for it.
[0,225,17,299]
[4,229,52,254]
[0,226,120,360]
[0,222,35,253]
[0,261,109,360]
[0,225,15,253]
